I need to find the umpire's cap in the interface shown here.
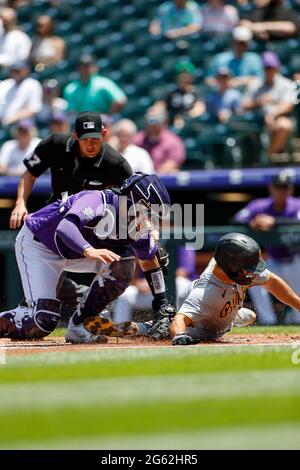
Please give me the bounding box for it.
[75,111,104,139]
[214,233,266,284]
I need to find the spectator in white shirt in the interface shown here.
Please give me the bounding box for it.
[113,119,155,174]
[0,60,43,127]
[201,0,239,35]
[0,7,32,67]
[0,119,41,175]
[37,78,68,126]
[30,15,66,68]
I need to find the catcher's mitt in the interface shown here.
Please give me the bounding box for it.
[148,304,176,340]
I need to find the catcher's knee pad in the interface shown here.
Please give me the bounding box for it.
[29,298,61,338]
[79,259,135,319]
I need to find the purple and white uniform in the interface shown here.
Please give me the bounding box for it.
[25,190,157,261]
[15,189,157,322]
[234,196,300,324]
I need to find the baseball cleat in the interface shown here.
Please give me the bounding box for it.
[0,306,29,338]
[84,316,138,337]
[65,317,108,344]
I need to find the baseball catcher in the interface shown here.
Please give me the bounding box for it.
[0,173,175,343]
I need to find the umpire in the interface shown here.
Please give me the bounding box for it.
[10,111,133,228]
[9,111,133,311]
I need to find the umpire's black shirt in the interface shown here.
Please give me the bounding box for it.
[23,133,133,202]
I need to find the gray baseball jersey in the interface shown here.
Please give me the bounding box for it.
[178,258,270,340]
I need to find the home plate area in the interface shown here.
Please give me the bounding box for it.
[1,331,300,355]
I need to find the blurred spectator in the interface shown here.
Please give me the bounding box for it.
[205,66,242,122]
[0,60,43,127]
[201,0,239,34]
[112,119,154,173]
[241,0,300,41]
[233,171,300,324]
[0,7,31,67]
[113,247,197,323]
[149,0,202,39]
[49,111,70,134]
[0,119,40,175]
[101,114,117,146]
[243,51,294,157]
[162,60,205,128]
[7,1,30,6]
[30,15,66,69]
[64,54,127,115]
[206,26,263,88]
[133,108,186,173]
[37,78,68,126]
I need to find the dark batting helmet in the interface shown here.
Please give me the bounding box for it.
[214,232,266,285]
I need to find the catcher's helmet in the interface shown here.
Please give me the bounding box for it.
[114,173,170,241]
[214,232,266,285]
[117,173,170,218]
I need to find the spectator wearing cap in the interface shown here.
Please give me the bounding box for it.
[205,66,242,122]
[112,119,154,174]
[201,0,239,35]
[233,171,300,325]
[0,7,31,67]
[0,119,40,175]
[149,0,202,39]
[49,111,70,134]
[133,108,186,173]
[241,0,300,41]
[37,79,68,126]
[243,51,295,158]
[63,54,127,115]
[158,60,205,129]
[30,15,66,69]
[0,60,43,127]
[206,26,263,88]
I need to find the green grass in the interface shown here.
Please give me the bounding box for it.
[50,324,300,337]
[0,331,300,449]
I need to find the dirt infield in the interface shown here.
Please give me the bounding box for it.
[1,332,300,355]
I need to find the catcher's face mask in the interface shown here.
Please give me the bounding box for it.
[127,198,153,241]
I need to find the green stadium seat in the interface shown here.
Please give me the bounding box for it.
[17,5,33,21]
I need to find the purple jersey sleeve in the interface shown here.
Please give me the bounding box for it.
[56,218,92,256]
[233,199,271,223]
[64,192,105,228]
[55,192,105,257]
